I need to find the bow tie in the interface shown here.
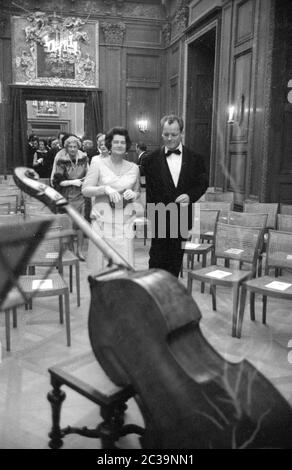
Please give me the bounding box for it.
[165,149,181,157]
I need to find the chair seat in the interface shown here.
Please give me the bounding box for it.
[243,275,292,298]
[62,250,79,264]
[184,242,213,254]
[19,274,68,297]
[188,265,252,286]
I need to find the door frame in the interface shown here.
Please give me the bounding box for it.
[183,19,220,187]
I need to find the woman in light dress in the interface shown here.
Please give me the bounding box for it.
[82,127,140,273]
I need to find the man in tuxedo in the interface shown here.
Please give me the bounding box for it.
[141,114,208,277]
[136,142,148,188]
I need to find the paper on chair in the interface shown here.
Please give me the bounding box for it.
[265,281,292,291]
[185,242,201,249]
[204,231,213,236]
[286,255,292,260]
[45,252,59,259]
[206,270,232,279]
[224,248,244,255]
[32,279,53,290]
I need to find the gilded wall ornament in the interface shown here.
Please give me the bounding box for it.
[173,0,189,37]
[101,22,126,45]
[102,0,125,16]
[162,23,171,46]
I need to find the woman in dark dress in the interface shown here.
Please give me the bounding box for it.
[52,135,88,260]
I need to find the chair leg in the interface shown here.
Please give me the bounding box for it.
[64,291,71,347]
[232,284,239,338]
[69,265,73,293]
[250,292,256,321]
[187,272,193,294]
[5,310,11,351]
[257,255,262,277]
[76,262,80,307]
[201,253,207,293]
[58,296,64,324]
[262,295,267,324]
[211,284,216,311]
[237,285,247,339]
[12,307,17,328]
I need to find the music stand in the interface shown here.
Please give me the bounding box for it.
[0,217,55,308]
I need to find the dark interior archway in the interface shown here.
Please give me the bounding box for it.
[8,85,103,172]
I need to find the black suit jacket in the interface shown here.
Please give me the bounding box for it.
[141,146,208,236]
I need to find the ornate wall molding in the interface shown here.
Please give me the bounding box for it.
[172,0,189,38]
[101,21,126,45]
[162,23,171,47]
[12,13,98,87]
[102,0,125,16]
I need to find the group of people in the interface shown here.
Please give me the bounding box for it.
[29,115,208,278]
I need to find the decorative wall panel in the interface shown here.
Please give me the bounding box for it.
[125,24,161,47]
[126,87,160,144]
[235,0,254,45]
[229,152,246,192]
[127,54,160,81]
[230,51,252,142]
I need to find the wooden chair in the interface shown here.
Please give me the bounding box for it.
[187,223,263,336]
[237,230,292,338]
[205,191,235,209]
[183,209,219,291]
[0,288,25,351]
[0,194,19,213]
[280,204,292,215]
[0,202,11,214]
[47,352,142,449]
[27,224,80,307]
[199,202,233,242]
[277,213,292,232]
[17,273,71,346]
[221,211,268,228]
[243,202,279,229]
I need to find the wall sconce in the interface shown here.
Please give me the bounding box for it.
[137,118,149,133]
[227,105,235,124]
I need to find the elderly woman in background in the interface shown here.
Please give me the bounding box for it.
[82,127,140,273]
[51,135,88,260]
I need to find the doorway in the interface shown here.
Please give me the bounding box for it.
[185,27,217,184]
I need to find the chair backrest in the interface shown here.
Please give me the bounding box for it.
[214,222,263,267]
[243,202,279,229]
[221,210,268,228]
[266,230,292,272]
[277,214,292,232]
[199,201,233,212]
[0,214,24,225]
[205,191,235,207]
[190,209,219,241]
[0,194,19,213]
[0,202,10,214]
[29,226,64,265]
[280,204,292,215]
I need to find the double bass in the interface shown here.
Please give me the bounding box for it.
[14,167,292,449]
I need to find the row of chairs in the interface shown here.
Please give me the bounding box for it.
[0,213,81,352]
[186,208,292,338]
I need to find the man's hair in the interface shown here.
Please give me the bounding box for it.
[160,114,184,132]
[137,142,147,152]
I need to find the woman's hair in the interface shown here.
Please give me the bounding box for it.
[64,135,81,150]
[105,127,132,153]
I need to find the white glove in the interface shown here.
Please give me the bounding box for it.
[104,186,121,203]
[70,179,82,187]
[123,189,136,201]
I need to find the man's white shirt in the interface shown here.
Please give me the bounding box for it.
[165,143,182,187]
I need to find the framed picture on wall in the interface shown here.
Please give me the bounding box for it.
[12,14,99,88]
[36,100,59,116]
